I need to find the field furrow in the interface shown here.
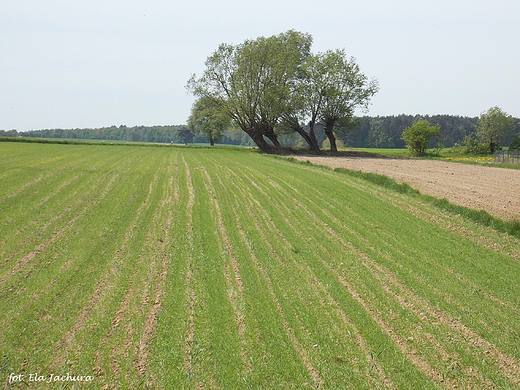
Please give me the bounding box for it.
[229,156,519,388]
[200,169,251,372]
[210,159,407,388]
[134,163,177,380]
[1,144,519,389]
[238,211,325,389]
[223,165,425,388]
[0,165,131,334]
[180,157,203,387]
[52,164,164,374]
[90,175,167,386]
[243,197,397,388]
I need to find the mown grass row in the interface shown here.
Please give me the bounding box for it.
[1,143,519,389]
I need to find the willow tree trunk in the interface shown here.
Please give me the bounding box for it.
[247,129,276,153]
[264,127,281,148]
[294,126,320,152]
[325,122,338,152]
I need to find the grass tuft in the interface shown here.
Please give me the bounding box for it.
[333,168,419,195]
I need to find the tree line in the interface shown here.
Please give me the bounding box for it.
[353,113,520,150]
[2,113,518,149]
[351,114,475,148]
[15,125,190,144]
[2,125,253,146]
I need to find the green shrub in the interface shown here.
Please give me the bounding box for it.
[509,134,520,151]
[463,135,492,154]
[401,120,442,155]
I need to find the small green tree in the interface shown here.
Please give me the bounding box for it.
[188,97,230,146]
[477,106,514,153]
[401,120,441,155]
[509,134,520,151]
[177,128,194,145]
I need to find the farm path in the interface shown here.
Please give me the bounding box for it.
[291,156,520,221]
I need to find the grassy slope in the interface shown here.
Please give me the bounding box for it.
[0,143,519,389]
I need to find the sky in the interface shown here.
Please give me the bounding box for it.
[1,0,519,131]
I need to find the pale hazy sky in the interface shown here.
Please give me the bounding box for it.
[1,0,519,131]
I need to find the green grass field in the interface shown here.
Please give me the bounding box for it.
[1,142,519,389]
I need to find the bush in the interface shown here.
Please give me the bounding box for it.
[401,120,442,155]
[463,135,493,154]
[509,134,520,151]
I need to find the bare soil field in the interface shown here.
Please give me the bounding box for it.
[291,155,520,221]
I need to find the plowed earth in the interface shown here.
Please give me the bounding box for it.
[291,155,520,221]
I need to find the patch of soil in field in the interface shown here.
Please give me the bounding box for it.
[290,154,520,221]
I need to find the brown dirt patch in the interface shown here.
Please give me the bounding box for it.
[291,156,520,221]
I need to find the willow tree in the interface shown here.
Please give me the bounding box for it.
[187,32,378,152]
[314,50,379,152]
[187,30,312,153]
[279,49,379,152]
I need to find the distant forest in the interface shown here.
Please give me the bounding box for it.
[343,114,519,149]
[2,124,256,147]
[3,114,519,149]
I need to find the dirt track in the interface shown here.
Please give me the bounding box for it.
[291,155,520,221]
